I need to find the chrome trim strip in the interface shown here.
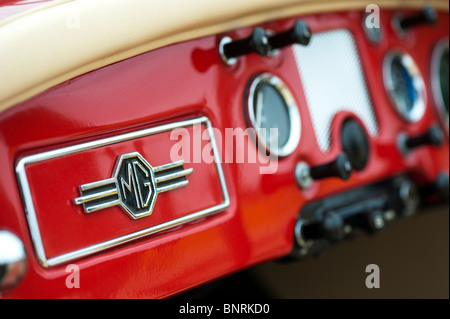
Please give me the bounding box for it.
[74,188,119,205]
[155,168,194,184]
[85,199,122,214]
[16,117,230,268]
[152,160,185,173]
[157,180,190,193]
[80,178,116,192]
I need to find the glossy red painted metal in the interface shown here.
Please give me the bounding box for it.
[24,124,224,260]
[0,10,448,298]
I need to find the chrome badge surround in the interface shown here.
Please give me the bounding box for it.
[16,117,230,267]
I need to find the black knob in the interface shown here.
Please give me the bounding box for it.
[222,27,269,60]
[301,212,345,243]
[398,5,438,31]
[310,153,352,181]
[346,210,386,234]
[437,174,449,201]
[341,119,370,171]
[405,125,444,150]
[420,173,449,202]
[267,20,311,50]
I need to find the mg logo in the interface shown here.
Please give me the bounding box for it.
[114,153,157,218]
[74,152,193,219]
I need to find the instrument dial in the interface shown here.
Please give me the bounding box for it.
[246,74,301,157]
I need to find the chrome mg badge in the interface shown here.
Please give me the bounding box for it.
[74,152,193,219]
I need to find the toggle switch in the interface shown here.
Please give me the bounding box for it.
[394,5,438,35]
[219,28,269,64]
[267,20,312,51]
[420,173,449,202]
[346,210,386,234]
[295,153,352,189]
[310,153,353,181]
[398,124,444,155]
[219,21,312,65]
[294,212,346,248]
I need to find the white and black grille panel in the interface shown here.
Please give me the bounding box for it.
[292,29,378,152]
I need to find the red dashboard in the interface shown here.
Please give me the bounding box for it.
[0,3,448,298]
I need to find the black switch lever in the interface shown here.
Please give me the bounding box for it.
[397,5,438,31]
[399,125,444,155]
[310,153,353,181]
[406,124,444,149]
[267,20,312,50]
[301,212,346,243]
[346,210,386,234]
[221,27,269,61]
[295,153,353,189]
[420,173,449,202]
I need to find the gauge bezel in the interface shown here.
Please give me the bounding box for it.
[383,51,427,123]
[431,39,449,131]
[246,73,301,157]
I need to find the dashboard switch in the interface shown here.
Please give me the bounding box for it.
[310,153,353,181]
[399,124,444,155]
[398,5,438,31]
[346,210,386,234]
[406,125,444,149]
[296,153,352,189]
[420,173,449,202]
[267,20,311,50]
[296,212,345,245]
[220,28,269,62]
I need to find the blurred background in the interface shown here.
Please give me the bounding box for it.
[176,204,448,299]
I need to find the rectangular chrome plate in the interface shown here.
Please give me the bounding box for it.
[16,116,230,267]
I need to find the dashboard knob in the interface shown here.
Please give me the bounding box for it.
[341,119,370,171]
[420,173,449,202]
[346,210,386,234]
[437,174,450,201]
[221,27,269,60]
[295,153,353,189]
[398,5,438,31]
[267,20,311,50]
[405,125,444,150]
[300,212,345,243]
[310,153,352,181]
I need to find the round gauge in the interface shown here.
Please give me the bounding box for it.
[383,52,426,122]
[246,74,301,157]
[431,40,449,130]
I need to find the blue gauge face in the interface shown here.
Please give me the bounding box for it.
[252,82,291,149]
[390,55,417,113]
[384,52,425,122]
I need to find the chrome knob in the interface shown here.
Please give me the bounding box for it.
[0,231,27,291]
